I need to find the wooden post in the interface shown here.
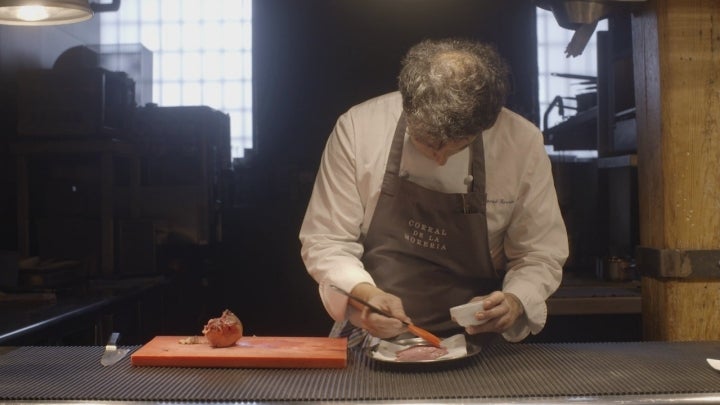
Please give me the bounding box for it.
[632,0,720,341]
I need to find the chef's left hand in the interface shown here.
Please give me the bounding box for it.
[464,291,524,334]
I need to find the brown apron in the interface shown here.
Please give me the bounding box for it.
[361,112,501,334]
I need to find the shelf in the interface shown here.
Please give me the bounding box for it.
[548,276,641,315]
[597,154,637,168]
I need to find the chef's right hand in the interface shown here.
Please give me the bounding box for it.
[350,283,410,339]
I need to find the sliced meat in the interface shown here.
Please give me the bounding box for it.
[395,345,448,362]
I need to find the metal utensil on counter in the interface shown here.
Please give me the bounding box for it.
[329,284,443,348]
[100,332,129,366]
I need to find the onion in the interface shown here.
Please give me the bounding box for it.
[202,309,243,348]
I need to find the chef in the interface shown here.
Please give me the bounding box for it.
[299,38,568,343]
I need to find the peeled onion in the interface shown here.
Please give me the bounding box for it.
[202,309,243,348]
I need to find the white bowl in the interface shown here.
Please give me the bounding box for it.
[450,301,487,327]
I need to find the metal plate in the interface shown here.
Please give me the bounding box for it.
[636,246,720,279]
[365,336,482,364]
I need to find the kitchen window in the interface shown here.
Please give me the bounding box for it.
[537,7,606,134]
[99,0,252,159]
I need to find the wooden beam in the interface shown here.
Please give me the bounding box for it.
[632,0,720,340]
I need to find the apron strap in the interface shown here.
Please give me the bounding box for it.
[469,131,487,194]
[381,112,407,196]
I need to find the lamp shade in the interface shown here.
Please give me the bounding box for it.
[0,0,93,25]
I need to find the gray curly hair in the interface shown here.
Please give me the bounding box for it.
[398,38,510,146]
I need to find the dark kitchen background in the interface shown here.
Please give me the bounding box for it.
[0,0,640,345]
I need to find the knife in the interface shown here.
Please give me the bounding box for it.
[100,332,129,366]
[329,284,443,348]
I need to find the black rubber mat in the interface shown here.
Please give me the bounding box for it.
[1,341,719,402]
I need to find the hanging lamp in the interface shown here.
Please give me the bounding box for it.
[0,0,93,26]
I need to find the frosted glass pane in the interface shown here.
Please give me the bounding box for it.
[244,83,253,108]
[119,23,140,44]
[223,82,244,109]
[182,82,203,105]
[152,83,161,103]
[238,21,252,49]
[152,53,164,82]
[537,9,605,130]
[140,25,160,51]
[202,52,224,80]
[242,0,252,17]
[220,23,250,50]
[181,0,201,21]
[161,23,183,51]
[231,142,246,159]
[223,53,244,80]
[202,82,223,108]
[159,0,181,21]
[203,22,224,51]
[161,83,182,106]
[101,11,118,24]
[198,1,219,22]
[120,0,140,20]
[221,0,246,17]
[160,53,182,80]
[140,0,160,22]
[547,54,572,73]
[229,110,249,136]
[181,22,204,51]
[182,52,204,80]
[100,24,119,44]
[242,51,252,80]
[537,46,548,72]
[538,79,548,100]
[243,113,252,138]
[100,0,254,158]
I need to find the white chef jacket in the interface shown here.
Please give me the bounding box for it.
[299,92,568,342]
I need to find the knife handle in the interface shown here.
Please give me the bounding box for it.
[329,284,443,347]
[106,332,120,348]
[330,285,405,323]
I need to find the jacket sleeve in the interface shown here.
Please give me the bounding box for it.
[299,112,376,322]
[500,131,568,342]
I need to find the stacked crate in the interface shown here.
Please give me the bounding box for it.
[13,69,230,278]
[130,105,231,247]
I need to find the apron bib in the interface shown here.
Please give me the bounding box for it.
[362,112,501,334]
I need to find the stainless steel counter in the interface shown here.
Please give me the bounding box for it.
[0,277,166,346]
[1,339,719,404]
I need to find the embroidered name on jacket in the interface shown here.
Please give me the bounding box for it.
[486,198,515,205]
[404,219,448,251]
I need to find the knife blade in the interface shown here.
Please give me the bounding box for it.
[100,332,129,366]
[329,284,443,347]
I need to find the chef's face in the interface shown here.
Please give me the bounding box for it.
[409,133,478,166]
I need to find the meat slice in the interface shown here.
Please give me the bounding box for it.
[395,345,448,362]
[202,309,243,348]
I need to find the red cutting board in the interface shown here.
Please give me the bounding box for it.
[131,336,348,368]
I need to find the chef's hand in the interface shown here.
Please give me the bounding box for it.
[464,291,525,335]
[350,283,411,339]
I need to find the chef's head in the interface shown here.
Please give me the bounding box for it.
[399,38,509,152]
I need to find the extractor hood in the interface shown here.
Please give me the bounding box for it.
[535,0,647,57]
